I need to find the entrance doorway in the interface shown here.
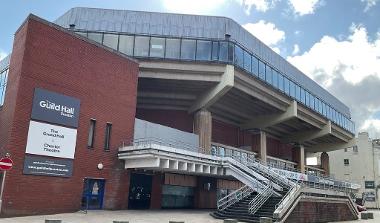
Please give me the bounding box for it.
[81,178,105,210]
[128,173,153,209]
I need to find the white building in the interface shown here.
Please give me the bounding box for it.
[330,132,380,208]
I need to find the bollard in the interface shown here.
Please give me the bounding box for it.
[45,220,62,223]
[367,212,374,219]
[113,221,129,223]
[259,217,273,223]
[223,219,238,223]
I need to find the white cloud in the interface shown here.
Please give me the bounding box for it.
[237,0,277,14]
[292,44,300,55]
[162,0,226,14]
[288,0,321,16]
[243,20,285,52]
[288,25,380,86]
[287,25,380,138]
[361,0,378,12]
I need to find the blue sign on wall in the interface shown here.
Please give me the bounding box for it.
[31,88,80,128]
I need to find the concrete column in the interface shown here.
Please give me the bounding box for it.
[259,131,267,163]
[299,145,305,173]
[320,152,330,176]
[194,109,212,153]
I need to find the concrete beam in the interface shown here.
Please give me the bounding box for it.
[189,65,234,113]
[241,101,297,130]
[306,138,356,152]
[283,121,332,144]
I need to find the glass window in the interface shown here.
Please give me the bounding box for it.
[272,69,279,88]
[251,56,259,76]
[196,40,212,61]
[300,88,305,104]
[284,77,290,95]
[0,69,8,106]
[219,41,228,62]
[344,159,349,166]
[295,85,301,101]
[318,99,323,114]
[150,37,165,58]
[289,80,295,98]
[265,66,272,85]
[323,102,327,117]
[278,73,284,92]
[165,38,180,59]
[234,45,244,68]
[181,39,196,60]
[309,94,315,109]
[315,98,319,113]
[305,91,310,107]
[88,32,103,43]
[119,35,134,56]
[104,123,112,151]
[243,51,251,72]
[103,33,118,50]
[212,41,219,60]
[75,31,87,37]
[258,61,265,80]
[87,119,96,148]
[134,36,150,57]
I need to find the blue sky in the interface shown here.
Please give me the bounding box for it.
[1,0,380,137]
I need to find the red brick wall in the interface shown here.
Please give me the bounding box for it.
[267,137,293,161]
[285,201,357,223]
[0,16,138,216]
[136,108,193,133]
[212,119,239,147]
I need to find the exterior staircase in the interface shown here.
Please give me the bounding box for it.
[212,192,284,223]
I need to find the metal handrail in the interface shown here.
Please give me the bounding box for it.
[217,185,254,211]
[248,182,273,215]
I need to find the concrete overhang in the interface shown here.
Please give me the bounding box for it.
[135,61,355,152]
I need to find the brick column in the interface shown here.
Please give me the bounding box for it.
[320,152,330,176]
[194,109,212,153]
[259,131,267,163]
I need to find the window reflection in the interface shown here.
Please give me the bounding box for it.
[165,38,180,59]
[196,40,211,61]
[103,33,118,50]
[243,51,251,72]
[134,36,150,57]
[181,39,196,60]
[265,66,272,85]
[259,61,265,80]
[88,32,103,43]
[119,35,134,56]
[252,56,259,76]
[150,37,165,58]
[234,45,244,68]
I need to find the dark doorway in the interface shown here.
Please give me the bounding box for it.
[128,173,153,209]
[81,178,106,210]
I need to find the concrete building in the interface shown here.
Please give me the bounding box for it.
[330,132,380,208]
[0,8,359,222]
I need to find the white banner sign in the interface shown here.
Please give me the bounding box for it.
[25,121,77,159]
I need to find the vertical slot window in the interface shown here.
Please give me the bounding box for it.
[87,119,96,148]
[104,123,112,151]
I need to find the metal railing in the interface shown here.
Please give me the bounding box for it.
[217,185,254,211]
[249,182,274,215]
